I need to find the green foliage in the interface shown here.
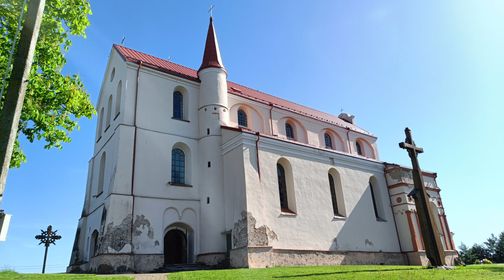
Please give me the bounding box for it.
[459,231,504,264]
[495,232,504,263]
[0,0,95,168]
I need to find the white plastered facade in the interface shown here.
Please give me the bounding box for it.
[68,42,456,273]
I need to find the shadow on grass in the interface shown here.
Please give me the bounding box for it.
[272,268,419,278]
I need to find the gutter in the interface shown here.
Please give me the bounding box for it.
[130,61,142,271]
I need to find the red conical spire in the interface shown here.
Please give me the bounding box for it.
[198,17,224,73]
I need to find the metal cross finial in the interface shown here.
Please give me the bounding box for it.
[208,4,215,17]
[35,225,62,273]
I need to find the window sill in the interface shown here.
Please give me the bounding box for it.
[113,113,120,120]
[168,182,192,187]
[376,217,387,222]
[171,117,190,122]
[332,215,346,221]
[279,209,297,216]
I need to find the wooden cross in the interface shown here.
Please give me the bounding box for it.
[208,4,215,18]
[399,128,445,267]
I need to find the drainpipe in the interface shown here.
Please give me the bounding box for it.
[255,132,261,180]
[346,128,352,153]
[269,103,274,136]
[130,61,142,271]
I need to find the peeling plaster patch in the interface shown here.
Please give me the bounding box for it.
[365,239,374,247]
[232,211,277,248]
[133,214,154,239]
[100,214,132,253]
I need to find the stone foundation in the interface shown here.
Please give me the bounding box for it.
[230,247,249,267]
[240,247,407,268]
[196,252,226,266]
[406,250,458,266]
[67,254,164,273]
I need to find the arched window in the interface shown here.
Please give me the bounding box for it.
[115,81,122,117]
[328,174,340,216]
[324,133,333,149]
[285,123,295,140]
[356,141,364,156]
[277,159,296,213]
[105,95,112,129]
[97,107,104,140]
[237,109,248,127]
[369,177,385,221]
[90,230,99,257]
[171,148,185,184]
[173,91,184,120]
[97,152,106,195]
[329,169,346,217]
[277,164,289,211]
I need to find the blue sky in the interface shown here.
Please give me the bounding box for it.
[1,0,503,273]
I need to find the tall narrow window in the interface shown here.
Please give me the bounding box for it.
[328,174,341,216]
[97,107,104,140]
[115,81,122,117]
[324,133,333,149]
[356,141,364,156]
[106,95,112,129]
[285,123,295,140]
[97,152,106,195]
[237,109,248,127]
[277,164,289,210]
[369,181,381,220]
[90,230,99,257]
[173,91,183,120]
[171,148,185,184]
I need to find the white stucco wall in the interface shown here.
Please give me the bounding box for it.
[222,131,400,253]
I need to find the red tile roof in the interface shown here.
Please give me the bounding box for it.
[113,44,373,136]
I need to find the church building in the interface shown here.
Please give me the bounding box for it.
[68,17,457,273]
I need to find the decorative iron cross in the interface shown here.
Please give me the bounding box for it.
[35,225,61,273]
[208,4,215,17]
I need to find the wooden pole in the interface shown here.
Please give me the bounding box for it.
[0,0,46,203]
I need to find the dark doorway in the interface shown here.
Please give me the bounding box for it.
[164,229,187,265]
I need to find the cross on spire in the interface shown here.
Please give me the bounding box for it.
[208,4,215,18]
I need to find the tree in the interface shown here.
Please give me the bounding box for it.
[485,234,498,262]
[0,0,94,168]
[495,232,504,263]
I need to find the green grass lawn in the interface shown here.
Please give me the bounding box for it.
[169,264,504,280]
[0,271,132,280]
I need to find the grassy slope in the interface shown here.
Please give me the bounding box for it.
[169,264,504,280]
[0,271,132,280]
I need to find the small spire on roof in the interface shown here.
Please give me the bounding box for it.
[198,15,225,73]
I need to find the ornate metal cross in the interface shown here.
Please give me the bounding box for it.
[399,128,445,266]
[35,225,61,273]
[208,4,215,17]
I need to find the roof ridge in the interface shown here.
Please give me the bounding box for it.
[113,44,197,75]
[113,44,373,137]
